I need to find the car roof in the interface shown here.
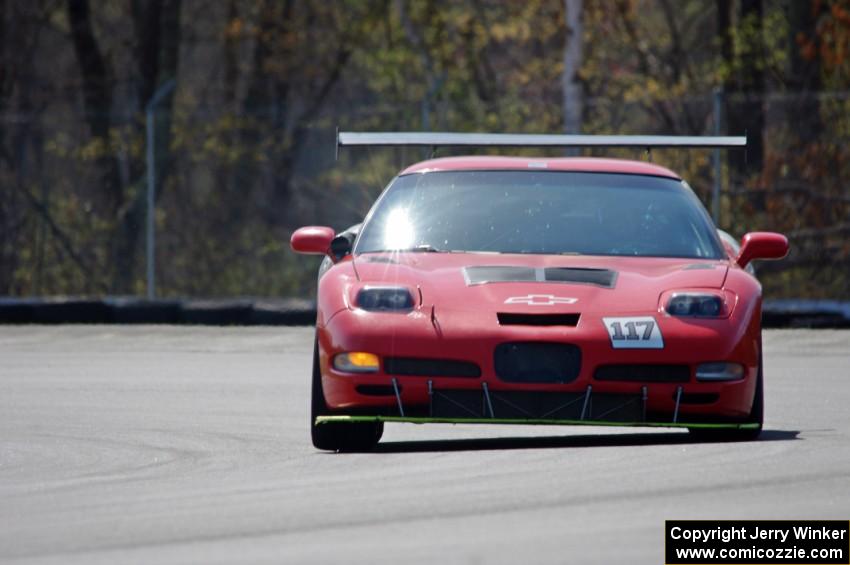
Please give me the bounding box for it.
[400,156,681,179]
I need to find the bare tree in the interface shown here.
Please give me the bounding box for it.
[66,0,181,292]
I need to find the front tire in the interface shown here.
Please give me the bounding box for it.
[310,338,383,452]
[688,337,763,442]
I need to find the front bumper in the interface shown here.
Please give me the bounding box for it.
[317,306,760,423]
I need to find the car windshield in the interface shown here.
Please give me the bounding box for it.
[354,170,724,259]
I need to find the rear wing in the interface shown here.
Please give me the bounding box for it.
[336,131,746,160]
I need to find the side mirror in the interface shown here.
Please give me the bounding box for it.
[290,226,335,255]
[736,232,789,269]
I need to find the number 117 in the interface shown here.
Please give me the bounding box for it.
[610,320,654,340]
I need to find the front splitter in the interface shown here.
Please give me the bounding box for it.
[315,415,759,430]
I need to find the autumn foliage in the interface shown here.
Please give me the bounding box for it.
[0,0,848,299]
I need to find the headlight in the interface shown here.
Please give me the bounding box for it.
[665,293,725,317]
[696,362,744,381]
[333,352,380,373]
[356,287,414,312]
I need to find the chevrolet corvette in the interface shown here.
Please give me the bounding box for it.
[291,133,788,451]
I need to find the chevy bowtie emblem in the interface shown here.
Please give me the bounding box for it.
[504,294,578,306]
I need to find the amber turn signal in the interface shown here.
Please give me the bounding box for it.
[333,352,380,373]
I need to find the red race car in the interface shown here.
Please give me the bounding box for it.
[291,132,788,451]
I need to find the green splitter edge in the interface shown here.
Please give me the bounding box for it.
[315,415,760,430]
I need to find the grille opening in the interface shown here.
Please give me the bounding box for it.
[355,385,400,396]
[594,364,691,383]
[494,342,581,384]
[676,392,719,404]
[497,312,580,326]
[384,357,481,378]
[430,389,641,421]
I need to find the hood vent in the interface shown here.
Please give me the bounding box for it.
[544,267,616,287]
[466,266,536,284]
[497,313,580,327]
[465,266,616,288]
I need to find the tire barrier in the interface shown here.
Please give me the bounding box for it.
[0,297,846,327]
[0,297,316,325]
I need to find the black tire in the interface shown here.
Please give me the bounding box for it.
[688,336,763,442]
[310,339,383,452]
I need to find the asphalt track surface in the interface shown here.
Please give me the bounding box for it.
[1,327,848,564]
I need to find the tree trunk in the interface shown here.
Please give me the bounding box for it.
[716,0,733,73]
[562,0,583,144]
[68,0,182,294]
[66,0,123,214]
[728,0,765,176]
[67,0,127,290]
[111,0,181,295]
[787,0,823,144]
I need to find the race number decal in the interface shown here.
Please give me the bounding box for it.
[602,316,664,349]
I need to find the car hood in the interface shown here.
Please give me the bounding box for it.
[352,252,728,314]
